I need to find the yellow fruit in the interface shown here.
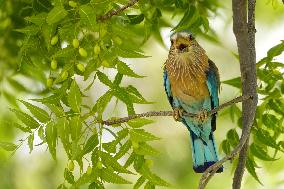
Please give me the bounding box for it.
[113,36,122,45]
[68,160,75,171]
[68,1,77,8]
[87,166,92,175]
[46,78,53,88]
[72,39,79,48]
[79,48,88,57]
[101,60,110,67]
[76,63,85,72]
[132,141,139,149]
[96,161,103,169]
[50,59,57,70]
[61,71,68,81]
[50,35,58,45]
[94,44,101,55]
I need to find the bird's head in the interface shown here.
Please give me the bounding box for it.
[170,31,196,53]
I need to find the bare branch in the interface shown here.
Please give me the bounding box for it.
[102,95,251,126]
[232,0,257,188]
[97,0,139,22]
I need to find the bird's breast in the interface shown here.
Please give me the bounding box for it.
[166,63,209,104]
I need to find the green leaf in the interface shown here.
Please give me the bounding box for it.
[70,116,82,141]
[92,90,113,115]
[7,77,28,92]
[144,181,155,189]
[101,168,132,184]
[28,134,34,153]
[14,25,40,35]
[79,5,96,30]
[88,182,105,189]
[127,14,144,25]
[9,122,31,133]
[126,85,151,104]
[114,140,132,159]
[25,12,47,26]
[127,118,154,128]
[124,152,135,168]
[112,88,135,115]
[56,118,71,157]
[250,143,277,161]
[96,71,113,87]
[254,129,282,151]
[130,129,160,142]
[226,129,239,147]
[101,152,133,174]
[0,142,17,151]
[19,100,50,123]
[117,61,144,78]
[140,165,171,187]
[67,80,82,112]
[53,47,76,58]
[221,139,231,154]
[64,168,75,184]
[10,109,40,129]
[267,41,284,61]
[115,47,148,58]
[222,77,241,88]
[102,141,117,153]
[46,121,57,159]
[133,176,146,189]
[47,6,68,25]
[135,142,159,156]
[245,157,262,185]
[45,103,65,117]
[82,134,99,155]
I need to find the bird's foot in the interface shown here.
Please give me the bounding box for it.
[173,108,184,121]
[196,109,209,123]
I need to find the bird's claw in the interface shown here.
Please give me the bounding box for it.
[196,109,209,123]
[173,108,184,121]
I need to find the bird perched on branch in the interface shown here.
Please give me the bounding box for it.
[163,31,223,173]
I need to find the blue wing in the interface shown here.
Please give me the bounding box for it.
[163,69,174,107]
[206,59,220,131]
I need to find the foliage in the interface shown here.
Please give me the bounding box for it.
[0,0,220,188]
[0,0,283,188]
[222,40,284,184]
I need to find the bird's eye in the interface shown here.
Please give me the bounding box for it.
[189,35,194,40]
[170,40,173,45]
[178,44,187,51]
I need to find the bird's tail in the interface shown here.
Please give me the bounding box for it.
[189,130,223,173]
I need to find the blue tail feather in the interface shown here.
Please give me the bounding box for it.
[189,130,223,173]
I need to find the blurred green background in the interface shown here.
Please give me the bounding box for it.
[1,0,284,189]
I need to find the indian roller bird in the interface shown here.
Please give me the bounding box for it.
[163,31,223,173]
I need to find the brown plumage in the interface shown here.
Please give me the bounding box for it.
[164,35,210,104]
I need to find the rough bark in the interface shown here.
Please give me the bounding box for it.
[232,0,258,189]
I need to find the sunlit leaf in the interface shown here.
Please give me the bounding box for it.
[101,168,132,184]
[10,109,40,129]
[67,80,82,112]
[117,61,144,78]
[130,129,160,142]
[0,142,17,151]
[46,121,57,159]
[47,6,68,25]
[19,100,50,123]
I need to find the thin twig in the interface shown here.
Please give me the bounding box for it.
[102,95,251,126]
[97,0,139,22]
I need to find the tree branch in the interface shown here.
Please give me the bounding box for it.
[232,0,257,188]
[97,0,139,22]
[102,95,251,126]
